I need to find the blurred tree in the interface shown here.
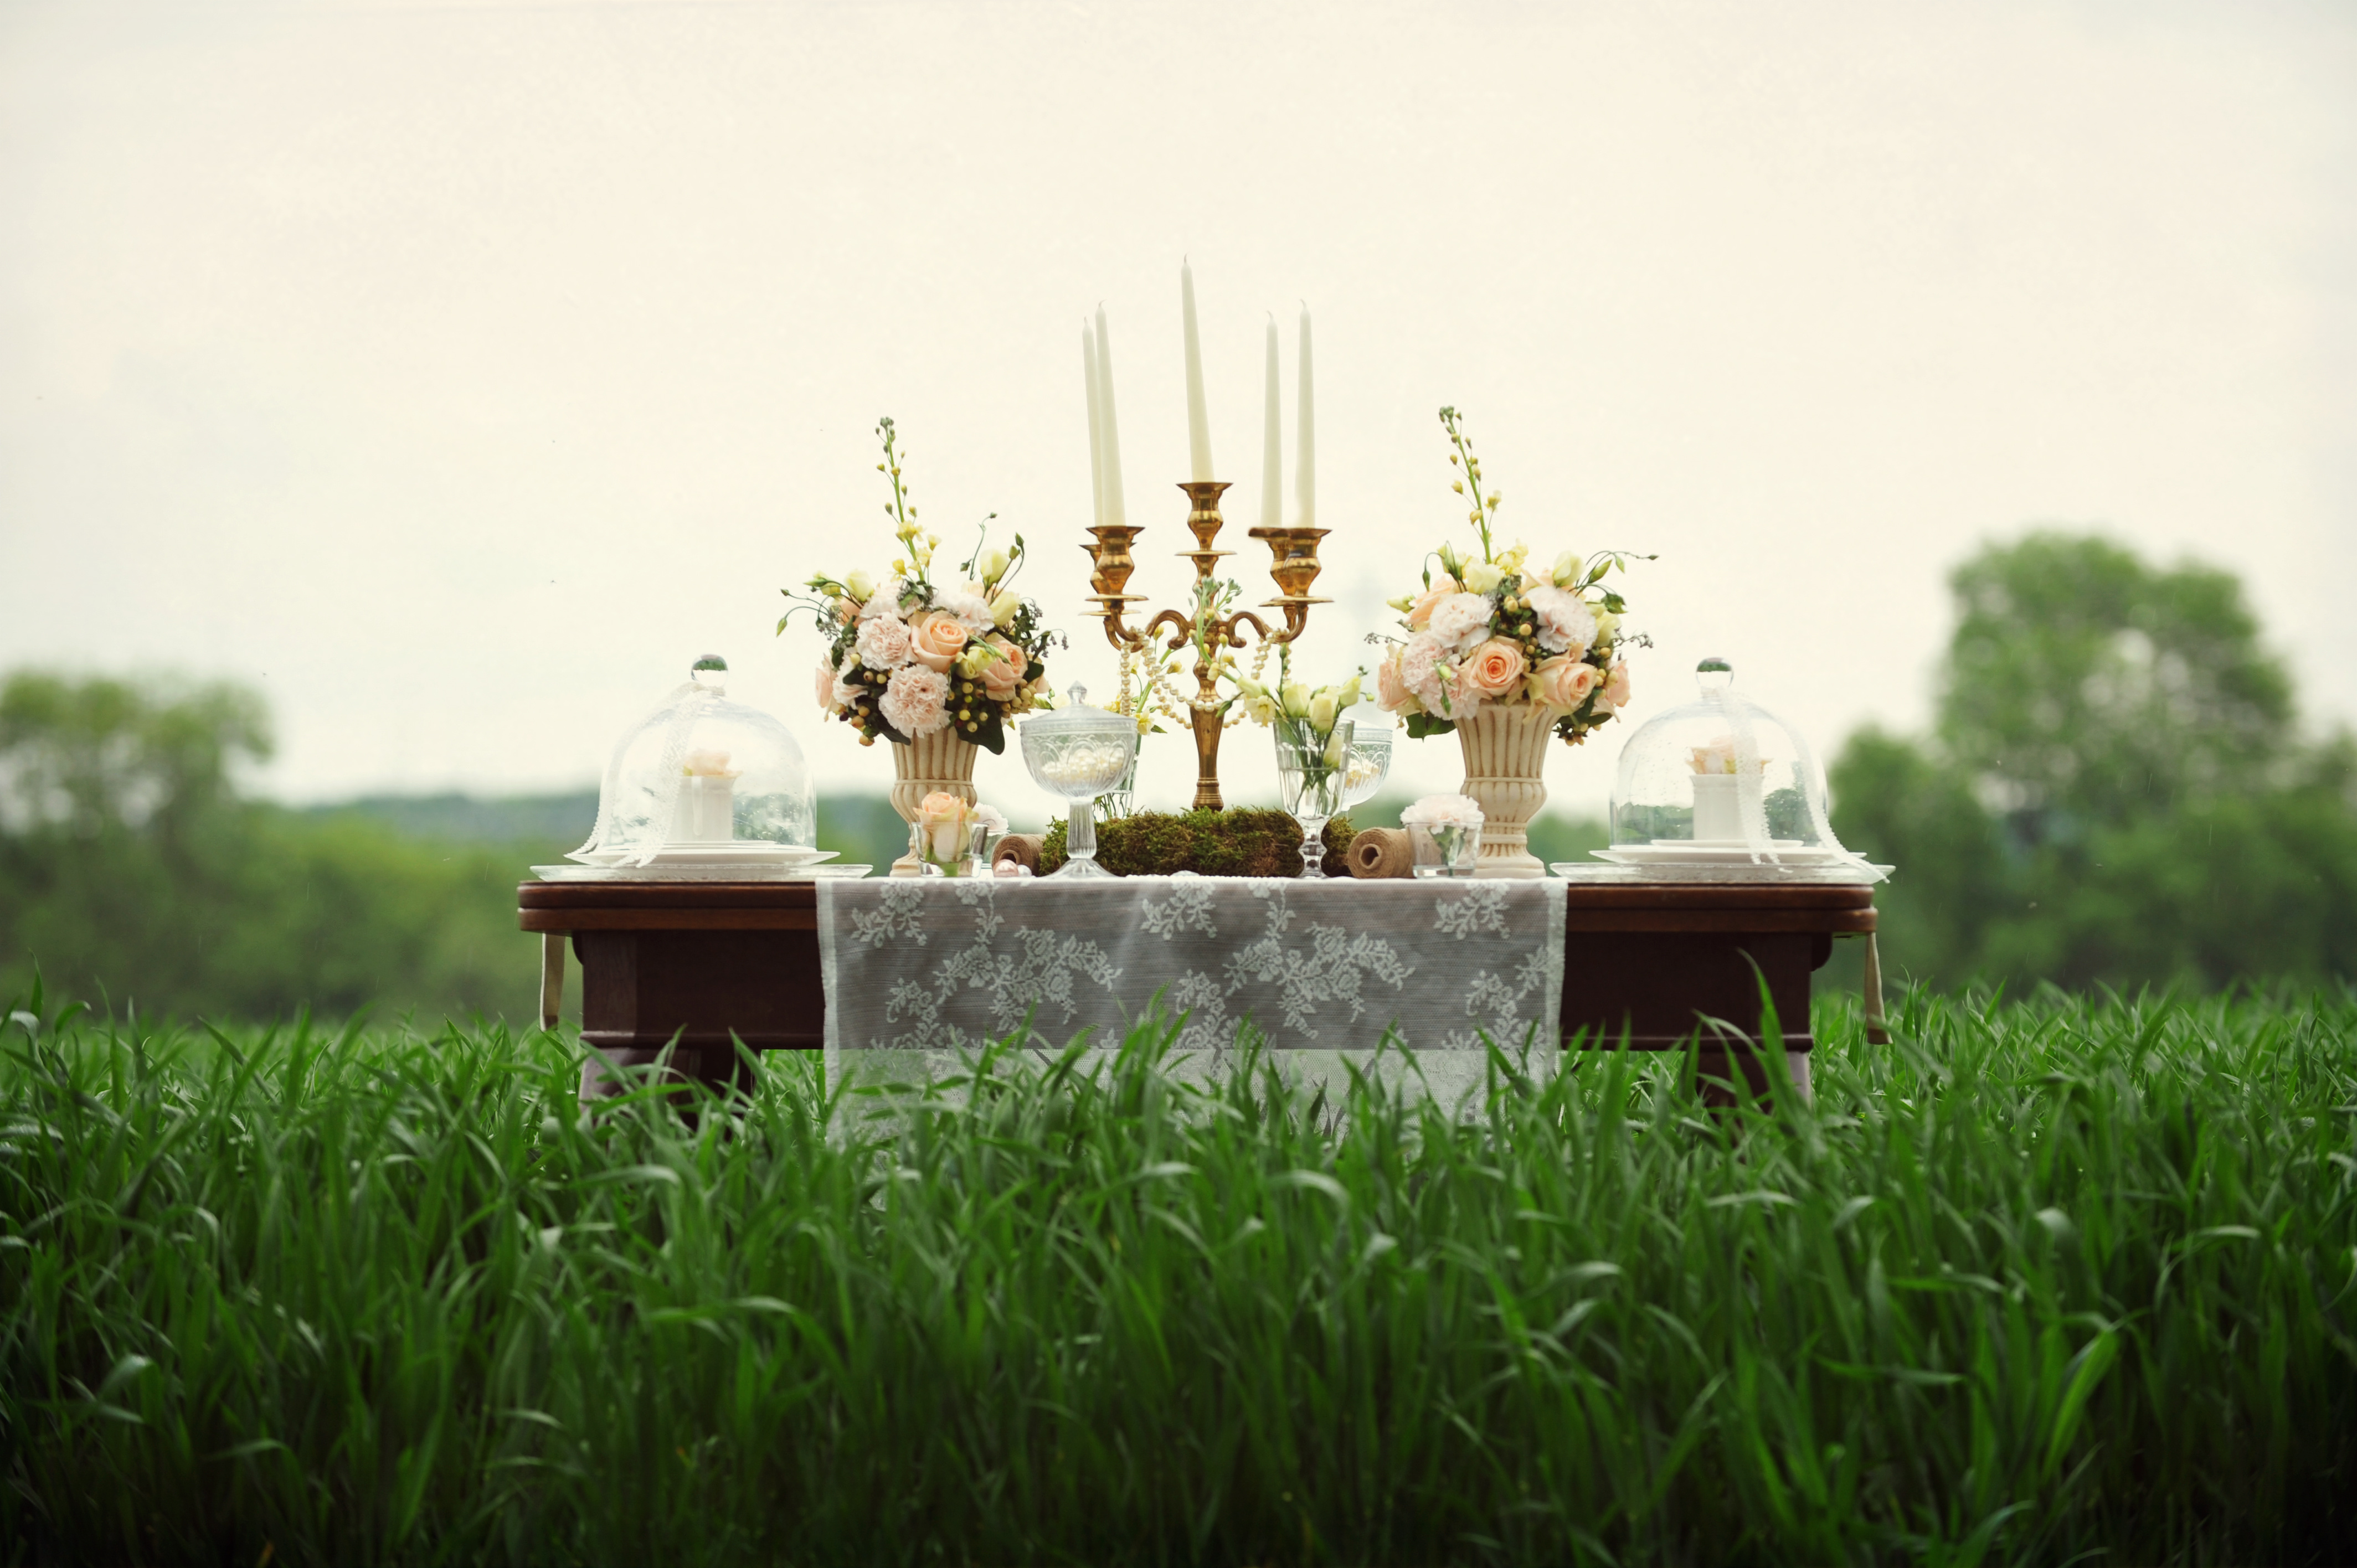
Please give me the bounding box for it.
[1831,533,2357,990]
[1,672,546,1022]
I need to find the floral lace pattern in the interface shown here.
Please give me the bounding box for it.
[818,878,1567,1086]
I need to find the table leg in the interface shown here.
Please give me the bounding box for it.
[540,932,566,1031]
[1864,931,1890,1045]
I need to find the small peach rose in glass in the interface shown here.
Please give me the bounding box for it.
[914,790,980,873]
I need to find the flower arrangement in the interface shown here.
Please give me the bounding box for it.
[1233,653,1364,876]
[784,417,1060,754]
[1372,408,1643,745]
[1232,657,1362,771]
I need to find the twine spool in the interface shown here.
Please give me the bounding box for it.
[1347,827,1413,879]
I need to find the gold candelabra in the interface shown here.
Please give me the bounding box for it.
[1083,479,1330,809]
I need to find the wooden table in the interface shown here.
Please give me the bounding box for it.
[519,880,1881,1103]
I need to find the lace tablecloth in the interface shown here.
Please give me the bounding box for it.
[816,876,1566,1095]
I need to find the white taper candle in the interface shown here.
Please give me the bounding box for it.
[1082,319,1105,529]
[1294,304,1315,529]
[1258,314,1282,530]
[1181,260,1214,482]
[1094,305,1126,528]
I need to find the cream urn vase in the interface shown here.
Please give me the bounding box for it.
[889,729,980,876]
[1455,703,1553,879]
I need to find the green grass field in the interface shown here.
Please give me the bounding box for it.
[4,986,2354,1565]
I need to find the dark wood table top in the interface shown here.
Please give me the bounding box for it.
[518,879,1876,935]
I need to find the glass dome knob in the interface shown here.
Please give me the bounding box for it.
[1068,683,1088,706]
[692,654,728,693]
[1695,657,1733,694]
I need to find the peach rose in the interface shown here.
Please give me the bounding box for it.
[1444,658,1488,719]
[915,790,977,864]
[1464,637,1526,699]
[908,609,969,673]
[816,658,842,713]
[1375,647,1418,714]
[1404,575,1462,631]
[976,633,1026,700]
[1596,661,1630,713]
[1529,655,1600,711]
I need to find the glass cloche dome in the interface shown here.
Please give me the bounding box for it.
[565,655,821,873]
[1597,657,1882,878]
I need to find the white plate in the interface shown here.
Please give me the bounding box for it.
[1595,842,1857,867]
[532,861,872,883]
[565,844,837,869]
[1555,859,1891,884]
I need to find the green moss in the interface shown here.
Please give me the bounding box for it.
[1038,809,1356,877]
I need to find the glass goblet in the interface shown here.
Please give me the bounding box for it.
[1340,723,1393,813]
[1274,718,1354,879]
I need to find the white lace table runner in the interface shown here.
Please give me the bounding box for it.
[816,876,1566,1096]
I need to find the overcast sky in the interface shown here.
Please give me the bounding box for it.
[3,0,2351,830]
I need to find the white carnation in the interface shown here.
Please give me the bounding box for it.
[936,587,996,633]
[1401,792,1484,829]
[1523,584,1597,658]
[1425,591,1494,649]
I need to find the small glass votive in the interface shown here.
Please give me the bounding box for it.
[1409,822,1483,878]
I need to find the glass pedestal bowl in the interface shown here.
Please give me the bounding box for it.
[1018,684,1140,879]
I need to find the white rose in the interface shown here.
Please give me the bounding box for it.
[1461,560,1505,594]
[844,569,877,602]
[1551,551,1583,587]
[1308,692,1337,733]
[989,590,1021,627]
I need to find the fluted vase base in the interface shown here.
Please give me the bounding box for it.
[1455,703,1553,879]
[889,730,980,877]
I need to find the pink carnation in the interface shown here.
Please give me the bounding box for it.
[856,613,915,671]
[1523,584,1597,658]
[879,664,952,737]
[1399,633,1449,711]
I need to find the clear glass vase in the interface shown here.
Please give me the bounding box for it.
[1274,716,1354,879]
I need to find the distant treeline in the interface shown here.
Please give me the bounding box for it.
[4,533,2352,1020]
